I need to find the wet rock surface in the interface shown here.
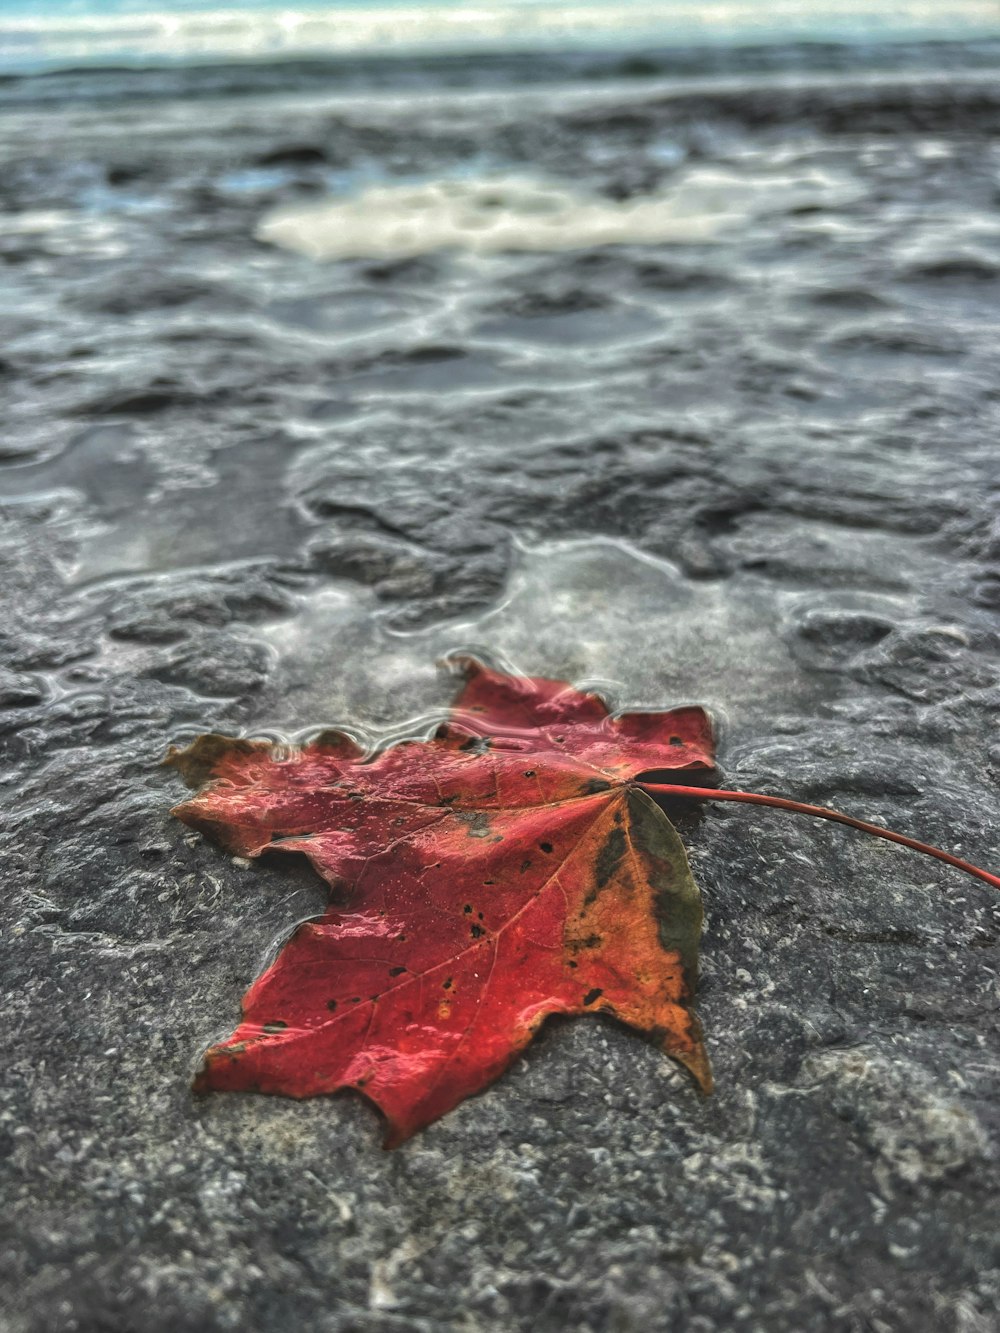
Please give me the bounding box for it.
[1,59,999,1333]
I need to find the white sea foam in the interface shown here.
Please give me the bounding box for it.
[257,166,859,259]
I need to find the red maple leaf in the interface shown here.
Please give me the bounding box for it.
[167,659,717,1145]
[167,658,998,1146]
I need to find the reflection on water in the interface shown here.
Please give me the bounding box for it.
[241,535,917,744]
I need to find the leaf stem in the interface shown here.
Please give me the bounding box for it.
[637,783,1000,891]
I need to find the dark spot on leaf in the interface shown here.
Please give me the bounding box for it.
[483,879,495,885]
[389,966,406,977]
[568,933,602,951]
[464,904,473,914]
[396,933,407,942]
[539,841,553,853]
[669,736,683,746]
[583,988,603,1006]
[461,811,492,839]
[350,997,362,1004]
[594,827,626,891]
[584,778,612,794]
[470,924,485,939]
[520,859,532,873]
[524,770,536,778]
[326,999,338,1011]
[568,960,578,969]
[443,978,453,990]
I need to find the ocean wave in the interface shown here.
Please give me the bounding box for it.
[4,0,1000,74]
